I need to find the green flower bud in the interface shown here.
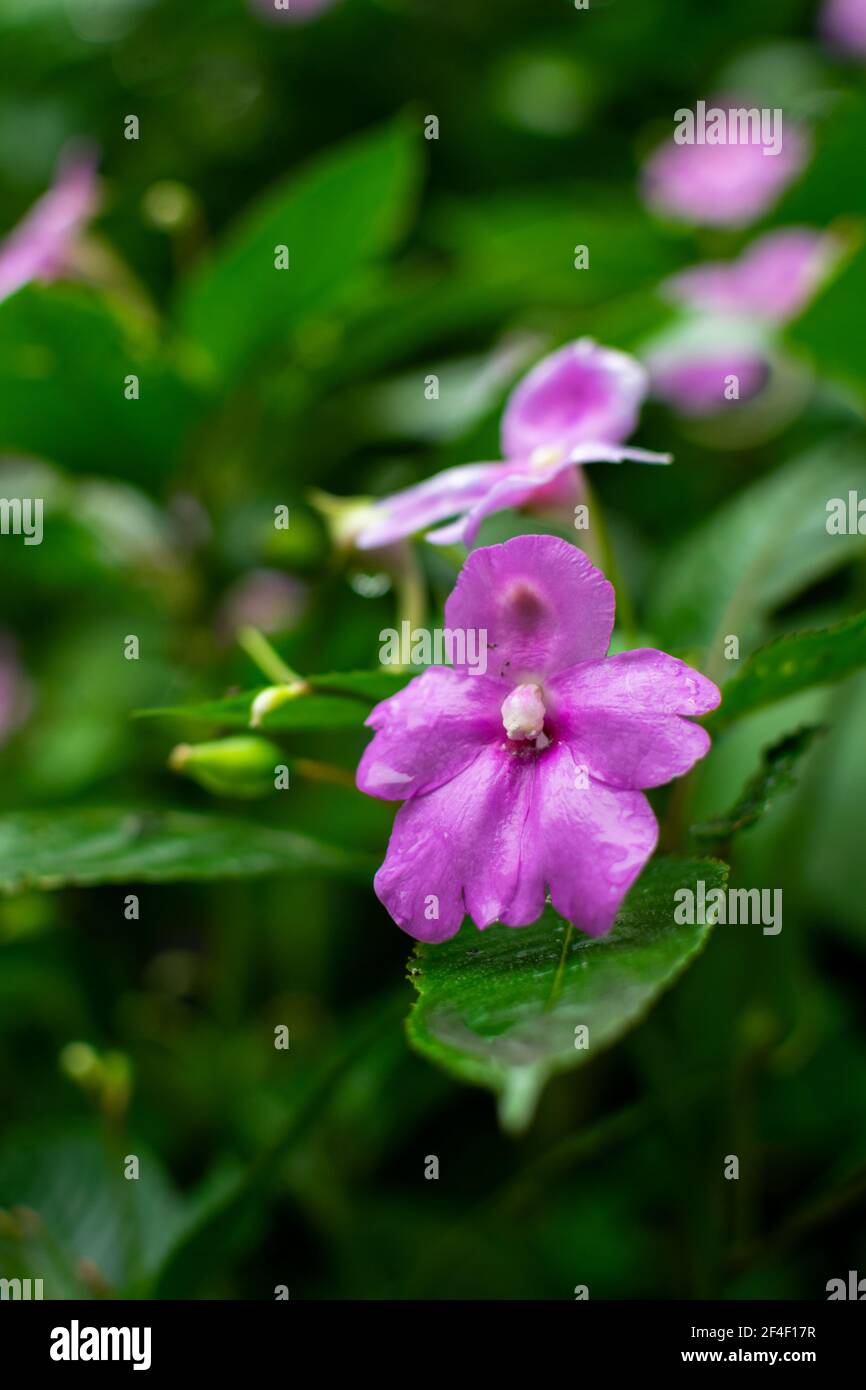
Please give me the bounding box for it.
[169,736,286,798]
[249,681,308,728]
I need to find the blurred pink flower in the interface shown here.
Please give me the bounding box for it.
[662,228,836,325]
[356,340,669,551]
[821,0,866,56]
[0,149,99,304]
[358,535,719,941]
[647,350,770,417]
[642,103,808,227]
[216,570,309,641]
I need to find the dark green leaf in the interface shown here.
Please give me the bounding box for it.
[0,808,373,893]
[137,669,412,730]
[647,439,866,661]
[692,726,822,845]
[406,856,728,1133]
[0,285,202,477]
[176,119,419,380]
[709,611,866,730]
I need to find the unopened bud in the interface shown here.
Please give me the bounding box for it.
[169,735,284,798]
[250,681,309,728]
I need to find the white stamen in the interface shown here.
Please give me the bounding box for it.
[501,682,546,741]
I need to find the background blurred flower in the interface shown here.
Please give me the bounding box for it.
[356,341,669,550]
[641,103,808,227]
[0,149,99,303]
[661,227,837,324]
[215,569,309,643]
[821,0,866,56]
[647,348,771,417]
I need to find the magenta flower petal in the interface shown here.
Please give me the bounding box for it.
[648,352,770,416]
[444,534,614,679]
[0,150,98,303]
[821,0,866,56]
[642,109,808,228]
[549,650,720,788]
[355,462,503,550]
[357,666,505,801]
[501,339,649,459]
[359,537,718,942]
[663,228,834,324]
[373,745,537,942]
[505,743,658,937]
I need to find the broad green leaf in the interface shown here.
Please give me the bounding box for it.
[137,669,412,730]
[647,439,866,663]
[0,1130,187,1298]
[0,808,373,894]
[406,856,728,1133]
[806,673,866,941]
[774,93,866,224]
[692,726,822,845]
[709,611,866,730]
[0,284,202,477]
[787,239,866,400]
[434,187,684,308]
[176,119,419,380]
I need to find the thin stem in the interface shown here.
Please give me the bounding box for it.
[237,626,302,686]
[582,475,638,645]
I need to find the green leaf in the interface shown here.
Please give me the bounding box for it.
[709,611,866,730]
[0,285,201,477]
[176,119,419,380]
[406,856,728,1134]
[137,669,412,731]
[0,808,373,894]
[0,1130,187,1298]
[787,242,866,400]
[647,439,866,662]
[692,726,822,845]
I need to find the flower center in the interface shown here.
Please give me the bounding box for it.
[501,682,546,741]
[528,444,565,474]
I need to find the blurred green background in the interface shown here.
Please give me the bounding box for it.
[1,0,865,1300]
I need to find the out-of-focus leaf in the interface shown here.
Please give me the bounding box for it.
[774,94,866,224]
[787,242,866,400]
[0,1130,186,1298]
[647,439,866,660]
[433,187,684,308]
[176,119,419,380]
[692,726,822,844]
[406,856,728,1134]
[0,808,373,893]
[806,674,866,940]
[0,285,202,477]
[137,669,412,730]
[709,612,866,731]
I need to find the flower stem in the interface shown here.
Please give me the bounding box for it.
[582,476,638,645]
[237,626,302,686]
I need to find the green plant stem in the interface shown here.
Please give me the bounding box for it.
[237,626,303,686]
[582,475,637,645]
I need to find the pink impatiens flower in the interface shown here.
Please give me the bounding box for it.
[641,104,808,228]
[357,535,720,942]
[644,229,836,418]
[821,0,866,57]
[661,228,837,325]
[0,149,99,304]
[355,340,669,551]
